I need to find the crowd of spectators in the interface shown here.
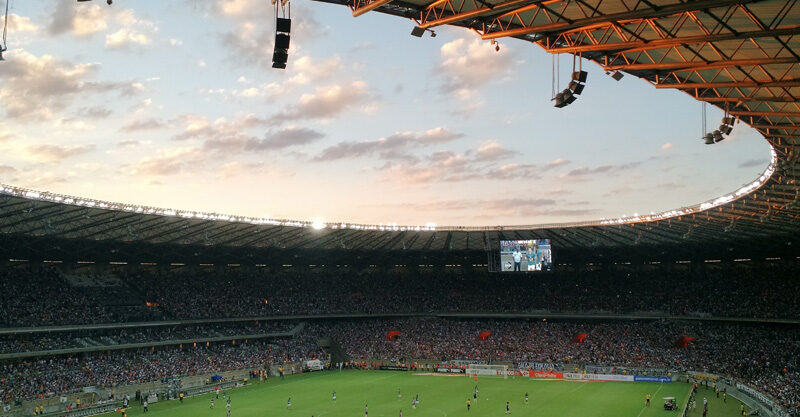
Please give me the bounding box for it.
[1,262,799,327]
[124,262,800,320]
[313,318,799,415]
[0,321,298,354]
[0,317,797,415]
[0,335,321,404]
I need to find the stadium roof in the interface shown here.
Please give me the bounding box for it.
[0,0,798,259]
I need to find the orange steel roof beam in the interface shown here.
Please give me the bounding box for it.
[654,80,800,89]
[353,0,394,17]
[480,0,758,40]
[418,0,560,29]
[731,111,800,117]
[751,125,800,130]
[544,25,800,54]
[605,57,800,72]
[695,96,795,102]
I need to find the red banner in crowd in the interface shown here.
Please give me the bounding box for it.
[387,331,401,340]
[573,333,588,343]
[675,336,695,348]
[478,331,492,341]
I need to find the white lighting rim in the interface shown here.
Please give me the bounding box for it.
[0,146,777,232]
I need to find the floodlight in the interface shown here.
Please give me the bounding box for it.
[611,71,624,81]
[719,124,733,135]
[722,117,735,125]
[704,133,715,144]
[713,130,724,142]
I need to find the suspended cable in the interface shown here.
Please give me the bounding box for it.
[2,0,10,49]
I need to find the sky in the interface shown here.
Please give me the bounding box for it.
[0,0,775,227]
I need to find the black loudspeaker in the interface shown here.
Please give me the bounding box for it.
[272,18,292,69]
[275,33,290,50]
[273,51,288,64]
[571,70,588,82]
[276,18,292,33]
[568,81,584,95]
[410,26,425,37]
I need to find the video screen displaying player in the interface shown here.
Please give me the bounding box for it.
[499,239,552,272]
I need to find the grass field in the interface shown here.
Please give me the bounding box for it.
[103,370,747,417]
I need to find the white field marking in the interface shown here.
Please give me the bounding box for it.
[634,384,664,417]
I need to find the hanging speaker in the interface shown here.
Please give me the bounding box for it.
[276,18,292,33]
[568,81,584,95]
[275,33,290,50]
[571,71,588,83]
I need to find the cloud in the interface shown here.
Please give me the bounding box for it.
[23,144,96,163]
[484,163,541,180]
[48,2,109,37]
[203,126,325,153]
[80,106,114,120]
[121,118,169,132]
[0,165,18,175]
[438,37,517,95]
[246,127,325,151]
[313,127,463,162]
[122,147,202,177]
[473,141,514,162]
[8,14,39,32]
[543,158,570,170]
[268,81,370,125]
[566,162,641,177]
[738,158,767,168]
[0,50,142,121]
[118,140,140,147]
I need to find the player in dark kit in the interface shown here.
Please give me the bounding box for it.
[505,401,511,414]
[466,399,471,411]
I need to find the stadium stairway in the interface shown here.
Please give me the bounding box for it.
[316,336,349,364]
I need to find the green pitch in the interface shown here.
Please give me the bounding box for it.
[104,370,746,417]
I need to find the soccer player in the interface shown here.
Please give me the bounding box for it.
[466,399,471,411]
[524,393,528,405]
[399,410,402,417]
[332,391,337,402]
[412,398,416,410]
[216,386,220,398]
[398,389,402,400]
[287,397,292,408]
[723,392,727,402]
[143,400,148,413]
[365,404,369,417]
[646,393,651,406]
[473,386,478,403]
[505,401,510,414]
[210,397,215,409]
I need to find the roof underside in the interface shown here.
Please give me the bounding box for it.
[0,0,798,254]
